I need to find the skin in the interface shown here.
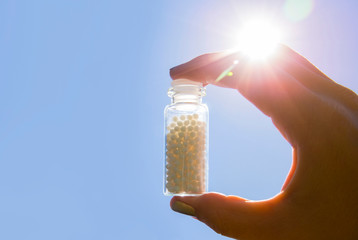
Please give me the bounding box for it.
[169,44,358,240]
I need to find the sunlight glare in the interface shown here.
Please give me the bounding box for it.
[237,19,281,60]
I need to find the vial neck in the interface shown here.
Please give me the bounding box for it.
[168,79,206,104]
[172,94,202,104]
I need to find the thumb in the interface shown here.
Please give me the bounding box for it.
[170,193,285,239]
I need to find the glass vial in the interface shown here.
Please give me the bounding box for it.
[164,79,209,196]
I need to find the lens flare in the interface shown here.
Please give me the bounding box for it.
[237,19,281,60]
[284,0,314,21]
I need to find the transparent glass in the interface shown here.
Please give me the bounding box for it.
[164,79,209,196]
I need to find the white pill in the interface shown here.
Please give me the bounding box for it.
[166,115,207,194]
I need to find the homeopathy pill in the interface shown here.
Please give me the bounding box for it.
[165,113,207,195]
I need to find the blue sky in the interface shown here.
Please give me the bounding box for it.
[0,0,357,239]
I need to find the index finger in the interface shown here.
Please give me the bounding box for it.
[169,46,330,146]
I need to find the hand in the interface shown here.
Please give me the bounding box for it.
[169,45,358,240]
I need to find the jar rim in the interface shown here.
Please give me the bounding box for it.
[171,79,203,87]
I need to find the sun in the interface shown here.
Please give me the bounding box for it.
[236,18,282,60]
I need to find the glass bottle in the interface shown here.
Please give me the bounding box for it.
[164,79,209,196]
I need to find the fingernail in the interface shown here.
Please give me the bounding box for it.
[169,66,179,78]
[170,64,186,78]
[171,201,195,216]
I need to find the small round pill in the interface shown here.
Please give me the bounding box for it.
[166,114,207,194]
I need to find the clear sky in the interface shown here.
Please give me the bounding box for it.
[0,0,357,239]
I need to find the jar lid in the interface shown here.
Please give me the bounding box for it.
[171,79,203,87]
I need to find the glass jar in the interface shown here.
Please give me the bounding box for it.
[164,79,209,196]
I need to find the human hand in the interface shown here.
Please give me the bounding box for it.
[169,45,358,240]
